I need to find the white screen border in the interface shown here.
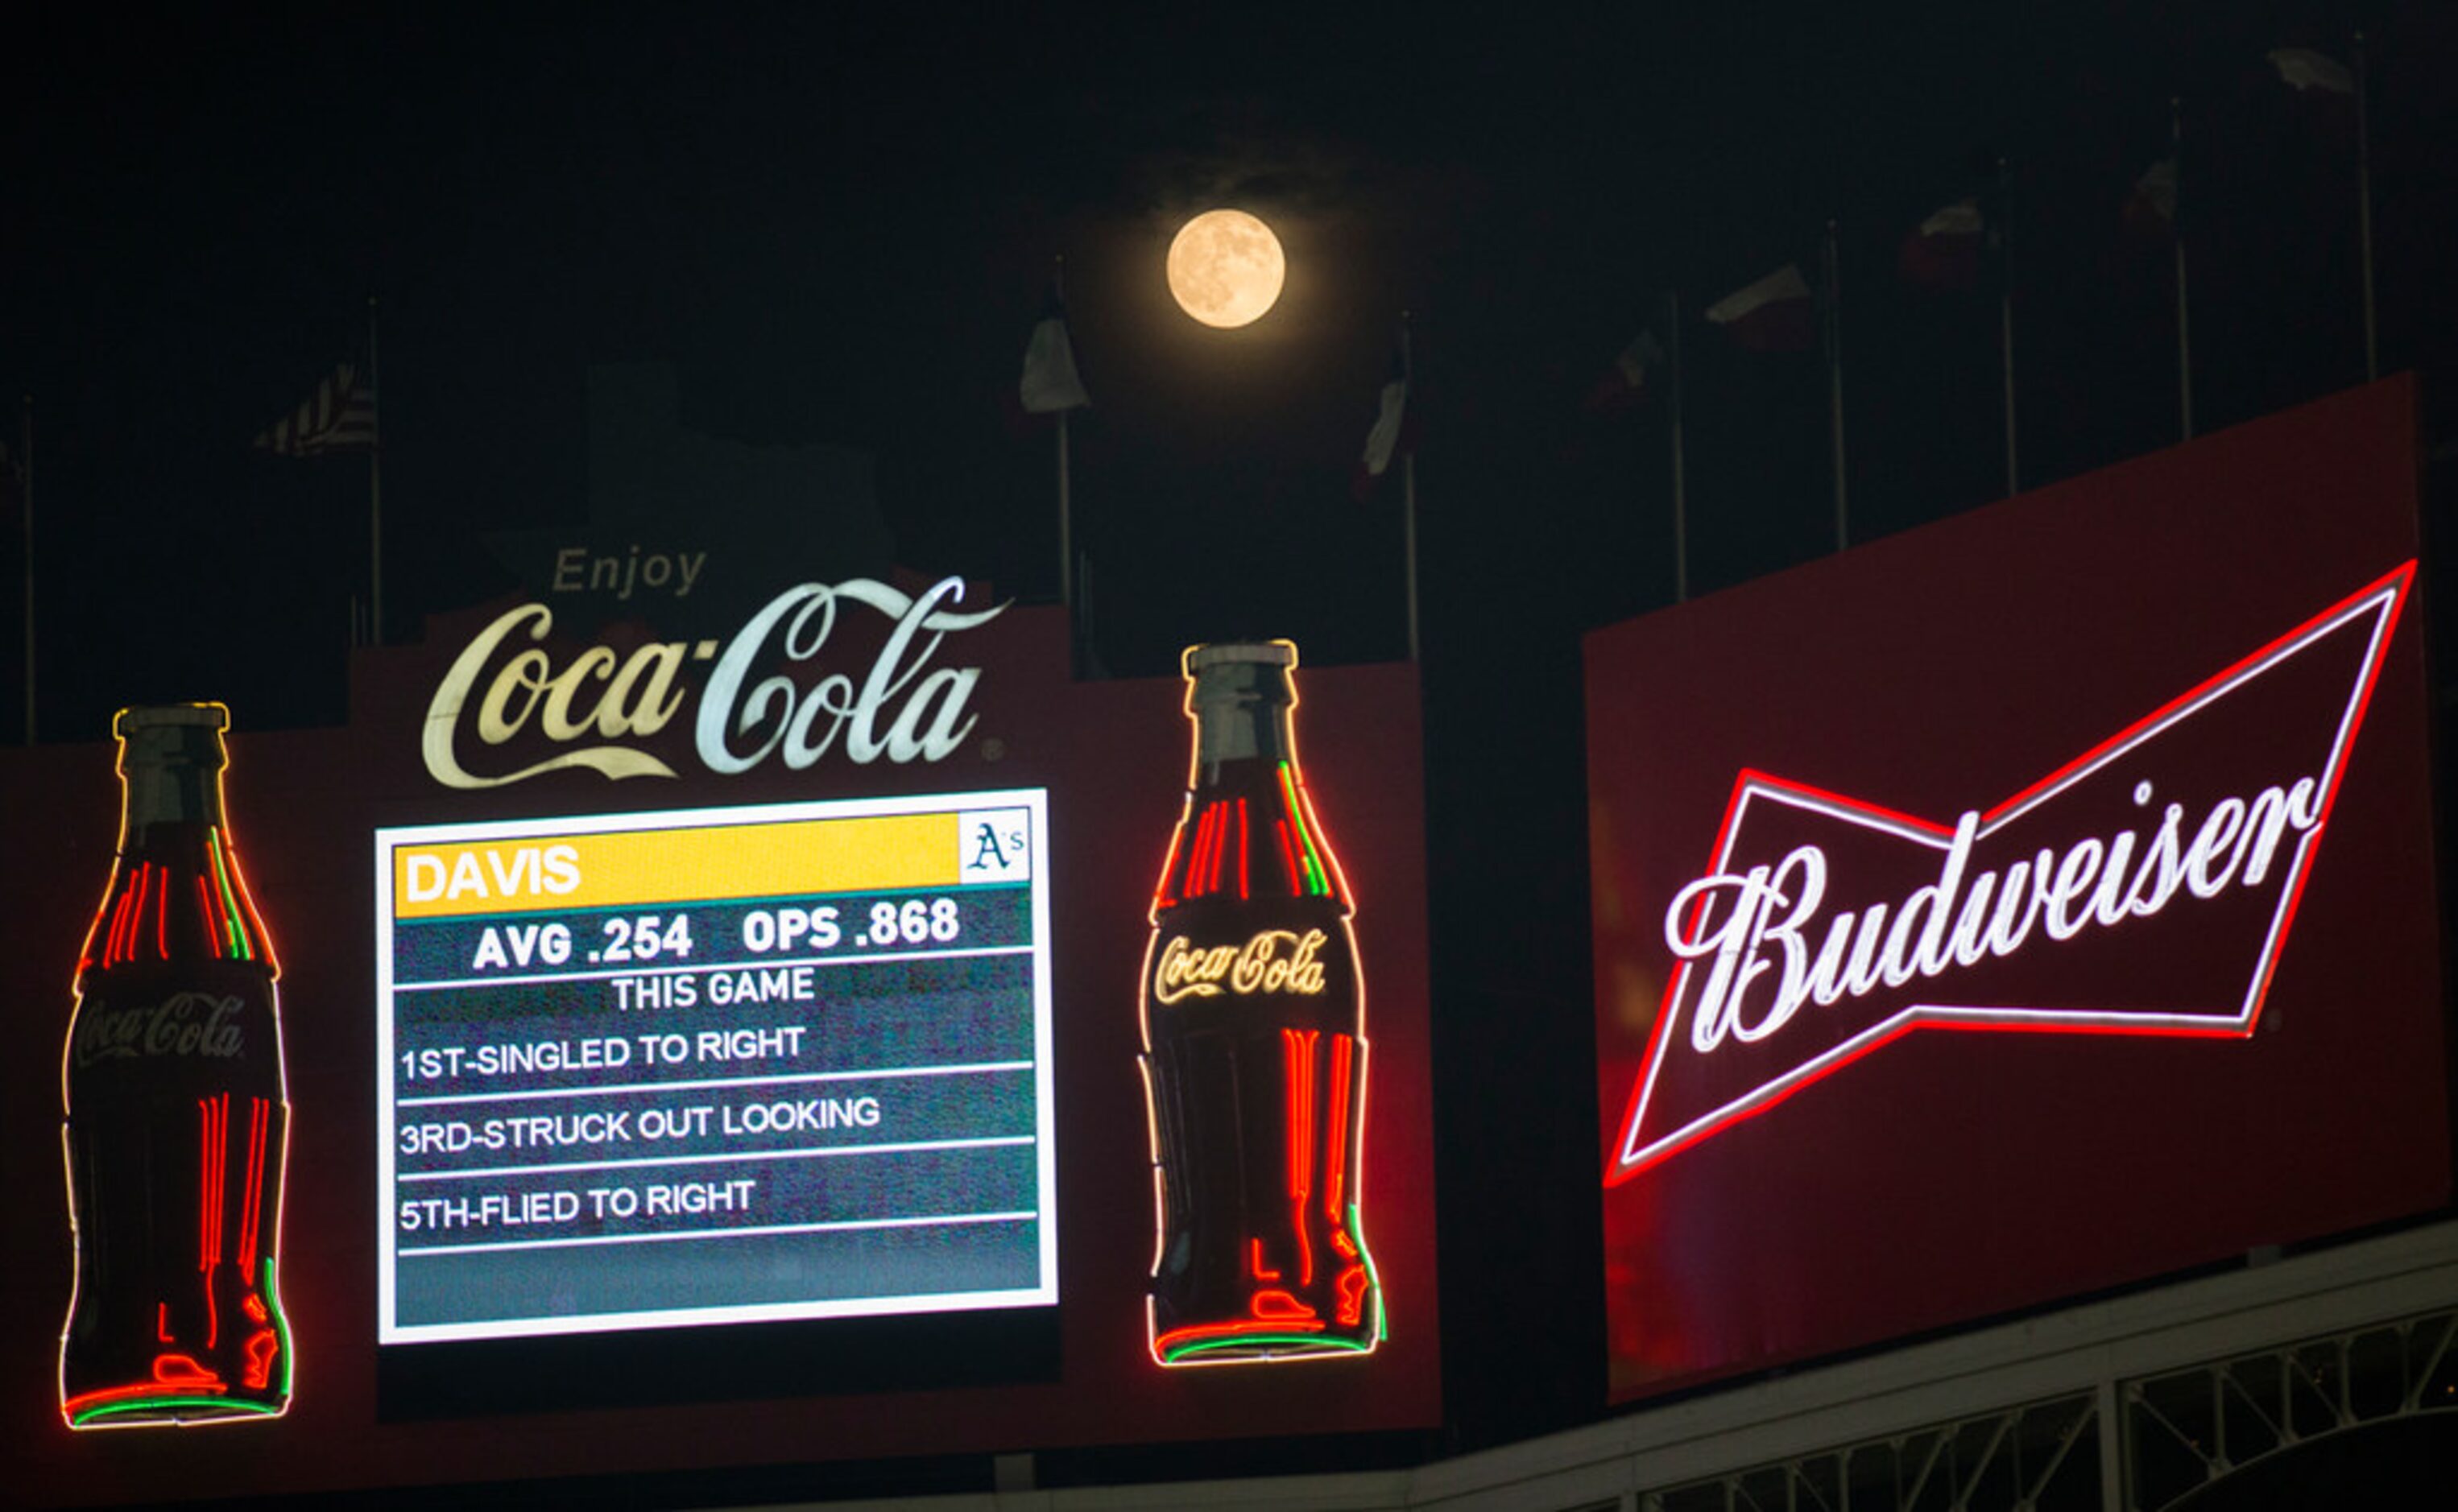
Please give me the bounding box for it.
[373,789,1056,1346]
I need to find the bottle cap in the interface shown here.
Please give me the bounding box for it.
[1183,641,1298,675]
[114,703,230,737]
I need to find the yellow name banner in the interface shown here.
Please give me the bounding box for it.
[392,812,958,919]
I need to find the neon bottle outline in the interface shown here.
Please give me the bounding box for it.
[60,703,294,1428]
[1139,641,1384,1366]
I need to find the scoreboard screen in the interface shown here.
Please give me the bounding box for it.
[373,791,1054,1345]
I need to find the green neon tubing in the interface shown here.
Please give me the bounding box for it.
[205,833,253,961]
[263,1258,293,1394]
[1164,1333,1374,1361]
[1352,1201,1388,1341]
[73,1396,281,1425]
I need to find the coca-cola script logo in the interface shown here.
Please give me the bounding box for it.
[1606,562,2413,1184]
[1152,929,1331,1005]
[73,992,248,1068]
[424,576,1007,788]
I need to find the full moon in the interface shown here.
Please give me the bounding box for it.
[1166,209,1285,328]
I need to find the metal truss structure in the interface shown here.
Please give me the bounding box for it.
[1632,1303,2458,1512]
[1642,1392,2103,1512]
[790,1222,2458,1512]
[2120,1305,2458,1510]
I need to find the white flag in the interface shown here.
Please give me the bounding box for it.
[1705,265,1815,352]
[2133,157,2177,224]
[2268,48,2354,94]
[1704,265,1812,327]
[1020,300,1089,414]
[1359,373,1408,480]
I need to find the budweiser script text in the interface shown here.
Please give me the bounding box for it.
[424,576,1006,788]
[72,993,248,1068]
[1667,774,2323,1055]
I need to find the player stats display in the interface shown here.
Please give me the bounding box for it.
[374,791,1053,1344]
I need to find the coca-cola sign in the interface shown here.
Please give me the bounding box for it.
[423,576,1006,789]
[1151,928,1334,1004]
[72,991,248,1068]
[1608,564,2411,1182]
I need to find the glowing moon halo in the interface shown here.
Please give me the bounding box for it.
[1166,209,1286,328]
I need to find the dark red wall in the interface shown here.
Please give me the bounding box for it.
[2,599,1438,1502]
[1588,378,2449,1403]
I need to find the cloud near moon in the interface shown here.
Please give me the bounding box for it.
[1166,209,1286,328]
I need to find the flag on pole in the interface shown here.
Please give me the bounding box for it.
[2258,45,2357,149]
[253,361,376,455]
[1585,328,1669,411]
[1898,199,1985,290]
[2126,156,2178,238]
[2268,48,2354,94]
[1353,345,1411,501]
[1019,294,1090,414]
[1705,265,1815,352]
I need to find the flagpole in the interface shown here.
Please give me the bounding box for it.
[1823,220,1848,552]
[1999,156,2020,496]
[1666,290,1690,603]
[1047,259,1076,634]
[19,394,33,745]
[1057,408,1073,609]
[2171,98,2194,441]
[1400,312,1421,663]
[2356,33,2377,382]
[1077,550,1095,677]
[368,295,383,646]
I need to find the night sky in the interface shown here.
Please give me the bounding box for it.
[7,0,2454,1475]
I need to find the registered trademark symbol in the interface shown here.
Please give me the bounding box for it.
[980,737,1006,762]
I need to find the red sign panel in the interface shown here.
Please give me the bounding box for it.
[1,597,1439,1502]
[1588,379,2448,1403]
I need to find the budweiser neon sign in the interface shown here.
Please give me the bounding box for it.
[1606,562,2414,1184]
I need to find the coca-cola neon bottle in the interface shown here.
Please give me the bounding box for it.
[60,704,292,1427]
[1139,641,1382,1365]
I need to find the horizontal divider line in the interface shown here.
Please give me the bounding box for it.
[394,881,1029,926]
[399,1208,1038,1258]
[399,1132,1036,1182]
[398,1058,1036,1108]
[394,941,1034,992]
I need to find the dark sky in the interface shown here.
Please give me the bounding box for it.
[8,2,2446,735]
[6,2,2452,1461]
